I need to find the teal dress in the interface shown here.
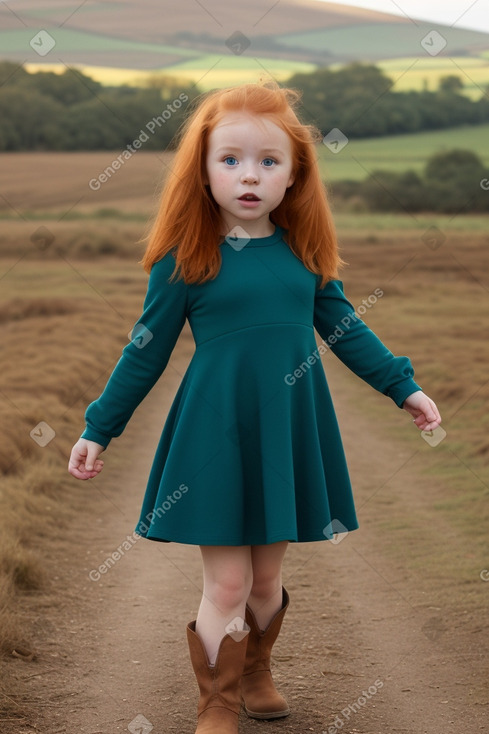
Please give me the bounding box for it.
[81,226,421,545]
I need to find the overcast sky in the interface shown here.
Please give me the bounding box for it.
[319,0,489,34]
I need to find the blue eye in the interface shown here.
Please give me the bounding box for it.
[262,158,276,167]
[224,156,238,166]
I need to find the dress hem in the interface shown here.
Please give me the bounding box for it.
[134,525,359,546]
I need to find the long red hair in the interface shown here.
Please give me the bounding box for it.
[141,81,343,288]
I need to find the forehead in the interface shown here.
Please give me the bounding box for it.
[208,112,291,151]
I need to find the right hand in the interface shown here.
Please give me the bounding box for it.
[68,438,105,480]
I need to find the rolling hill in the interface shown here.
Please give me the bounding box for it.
[0,0,488,92]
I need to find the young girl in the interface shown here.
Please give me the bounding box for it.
[69,82,441,734]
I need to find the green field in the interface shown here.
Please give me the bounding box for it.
[318,123,489,181]
[152,55,315,89]
[23,53,489,95]
[0,29,199,58]
[332,212,489,232]
[376,56,489,98]
[280,21,489,59]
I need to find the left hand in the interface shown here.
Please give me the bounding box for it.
[402,391,441,432]
[68,438,105,480]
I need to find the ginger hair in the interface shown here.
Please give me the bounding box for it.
[141,81,343,287]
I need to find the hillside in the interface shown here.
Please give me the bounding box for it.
[0,0,488,92]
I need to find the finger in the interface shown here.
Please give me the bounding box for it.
[68,448,84,466]
[424,418,442,431]
[68,465,92,480]
[416,401,441,427]
[423,407,438,424]
[68,456,103,479]
[425,398,441,422]
[86,460,104,475]
[85,445,100,471]
[431,403,442,424]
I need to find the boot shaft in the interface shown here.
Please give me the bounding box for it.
[243,587,289,674]
[186,621,250,717]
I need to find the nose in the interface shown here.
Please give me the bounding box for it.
[241,166,259,184]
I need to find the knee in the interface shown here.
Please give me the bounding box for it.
[250,569,282,600]
[205,568,252,611]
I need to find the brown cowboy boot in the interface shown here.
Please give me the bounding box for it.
[240,587,290,719]
[186,621,250,733]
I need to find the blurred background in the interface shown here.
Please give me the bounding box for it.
[1,0,488,730]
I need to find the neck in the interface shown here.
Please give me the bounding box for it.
[220,223,276,239]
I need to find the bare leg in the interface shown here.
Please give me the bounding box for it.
[196,545,253,665]
[247,541,289,630]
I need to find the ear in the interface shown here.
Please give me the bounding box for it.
[286,172,295,188]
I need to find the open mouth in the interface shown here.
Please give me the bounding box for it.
[238,194,261,201]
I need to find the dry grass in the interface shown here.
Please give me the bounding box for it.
[335,230,489,570]
[0,250,149,720]
[0,151,171,217]
[0,220,149,263]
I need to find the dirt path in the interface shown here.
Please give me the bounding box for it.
[10,331,487,734]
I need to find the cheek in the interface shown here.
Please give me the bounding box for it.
[208,167,230,188]
[271,170,293,191]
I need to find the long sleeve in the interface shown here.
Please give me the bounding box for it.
[81,253,188,447]
[313,278,421,408]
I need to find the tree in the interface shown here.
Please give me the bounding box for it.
[0,61,29,88]
[287,63,393,136]
[0,87,64,150]
[18,67,103,105]
[332,150,489,213]
[438,75,464,94]
[424,149,488,212]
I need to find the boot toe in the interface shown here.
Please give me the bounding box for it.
[196,705,239,733]
[243,700,290,720]
[241,670,290,719]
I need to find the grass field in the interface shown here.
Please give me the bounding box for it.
[0,252,147,660]
[280,21,489,60]
[24,53,489,96]
[318,123,489,181]
[0,29,198,59]
[23,58,316,92]
[7,30,315,90]
[376,56,489,99]
[0,133,488,226]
